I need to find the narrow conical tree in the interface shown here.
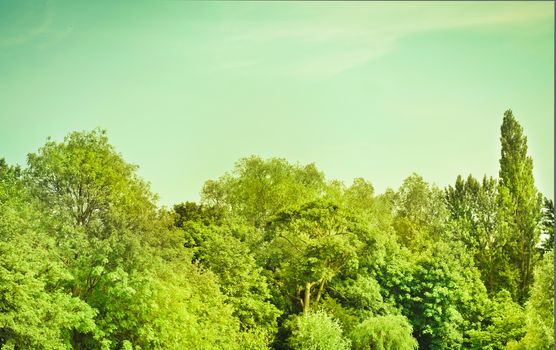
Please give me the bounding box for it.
[497,109,543,303]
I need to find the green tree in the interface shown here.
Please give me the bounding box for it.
[6,123,549,350]
[173,201,280,343]
[0,159,97,349]
[539,198,554,255]
[24,130,251,349]
[25,130,162,347]
[445,175,511,293]
[264,200,365,315]
[398,242,488,349]
[467,290,526,349]
[201,156,325,229]
[173,201,224,228]
[510,250,554,349]
[386,175,490,349]
[497,109,543,302]
[178,221,280,338]
[391,173,448,251]
[350,315,417,350]
[285,310,351,350]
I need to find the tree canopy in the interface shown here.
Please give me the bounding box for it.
[0,110,552,349]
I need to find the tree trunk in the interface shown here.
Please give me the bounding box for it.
[303,282,312,313]
[315,278,326,306]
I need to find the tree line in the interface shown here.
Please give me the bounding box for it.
[0,109,553,349]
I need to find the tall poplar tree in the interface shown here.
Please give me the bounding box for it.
[497,109,543,303]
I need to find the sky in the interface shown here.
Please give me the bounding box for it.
[0,1,553,206]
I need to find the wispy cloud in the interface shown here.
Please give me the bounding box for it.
[207,2,552,78]
[37,25,74,49]
[0,0,76,49]
[0,1,54,47]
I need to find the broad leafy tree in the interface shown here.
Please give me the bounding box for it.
[285,310,351,350]
[350,315,417,350]
[0,160,97,349]
[445,175,511,293]
[201,156,325,229]
[264,200,365,315]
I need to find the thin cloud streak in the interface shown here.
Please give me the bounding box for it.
[207,3,552,78]
[0,1,54,48]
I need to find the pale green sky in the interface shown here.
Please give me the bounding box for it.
[0,1,553,206]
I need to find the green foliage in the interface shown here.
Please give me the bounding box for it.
[539,198,554,255]
[202,156,325,228]
[20,130,255,349]
[0,160,96,349]
[0,109,550,349]
[467,290,526,349]
[350,315,418,350]
[510,250,554,349]
[116,257,246,350]
[173,201,224,227]
[328,274,385,319]
[173,201,280,340]
[387,174,490,348]
[497,110,543,302]
[179,221,280,335]
[26,129,158,233]
[445,174,514,294]
[285,310,351,350]
[25,130,162,347]
[391,173,448,250]
[264,200,365,314]
[399,242,488,349]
